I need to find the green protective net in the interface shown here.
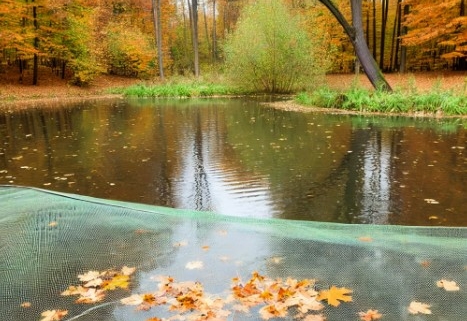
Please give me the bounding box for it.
[1,186,466,321]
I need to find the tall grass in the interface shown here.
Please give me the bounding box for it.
[110,82,243,98]
[296,79,467,116]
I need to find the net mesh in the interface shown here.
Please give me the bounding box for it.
[1,185,466,321]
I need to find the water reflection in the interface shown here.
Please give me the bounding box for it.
[0,98,466,226]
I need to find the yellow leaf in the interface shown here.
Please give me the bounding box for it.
[102,274,130,290]
[408,301,432,314]
[436,279,460,291]
[317,286,352,307]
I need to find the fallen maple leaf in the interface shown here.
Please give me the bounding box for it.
[185,261,204,270]
[358,309,382,321]
[121,266,136,276]
[408,301,432,314]
[317,286,352,307]
[259,303,288,319]
[40,309,68,321]
[121,294,144,306]
[102,274,130,290]
[78,270,101,283]
[75,288,106,303]
[436,279,460,291]
[61,285,86,296]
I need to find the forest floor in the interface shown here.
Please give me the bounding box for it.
[1,65,466,110]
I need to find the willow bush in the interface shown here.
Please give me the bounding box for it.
[223,0,329,94]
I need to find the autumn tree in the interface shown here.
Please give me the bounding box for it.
[402,0,467,70]
[224,0,330,93]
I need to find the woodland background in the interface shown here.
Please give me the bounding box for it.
[0,0,467,87]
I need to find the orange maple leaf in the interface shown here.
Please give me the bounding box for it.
[358,309,383,320]
[316,286,352,307]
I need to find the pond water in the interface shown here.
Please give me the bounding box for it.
[0,98,466,226]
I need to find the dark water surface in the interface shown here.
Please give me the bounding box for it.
[1,98,466,226]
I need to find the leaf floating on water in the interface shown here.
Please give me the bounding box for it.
[48,221,58,227]
[173,241,188,247]
[20,302,31,308]
[316,286,352,307]
[185,261,204,270]
[408,301,432,315]
[358,236,373,242]
[121,266,136,276]
[303,314,326,321]
[436,279,460,291]
[40,309,68,321]
[102,274,130,290]
[78,270,101,283]
[75,288,106,303]
[120,294,144,306]
[358,309,382,320]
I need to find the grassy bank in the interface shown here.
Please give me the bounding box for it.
[111,82,245,98]
[296,80,467,115]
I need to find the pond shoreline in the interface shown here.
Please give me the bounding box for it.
[2,72,467,118]
[264,100,467,119]
[2,93,467,119]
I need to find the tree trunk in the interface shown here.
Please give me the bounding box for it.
[372,0,376,59]
[212,0,217,63]
[152,0,164,80]
[379,0,389,71]
[400,4,409,73]
[461,0,465,16]
[203,3,211,55]
[32,3,38,85]
[317,0,392,91]
[189,0,200,77]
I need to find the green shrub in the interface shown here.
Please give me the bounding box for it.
[224,0,329,94]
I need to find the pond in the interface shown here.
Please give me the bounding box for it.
[0,98,466,226]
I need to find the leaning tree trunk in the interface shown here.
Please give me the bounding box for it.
[317,0,392,91]
[351,0,391,90]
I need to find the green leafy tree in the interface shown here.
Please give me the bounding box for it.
[224,0,330,93]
